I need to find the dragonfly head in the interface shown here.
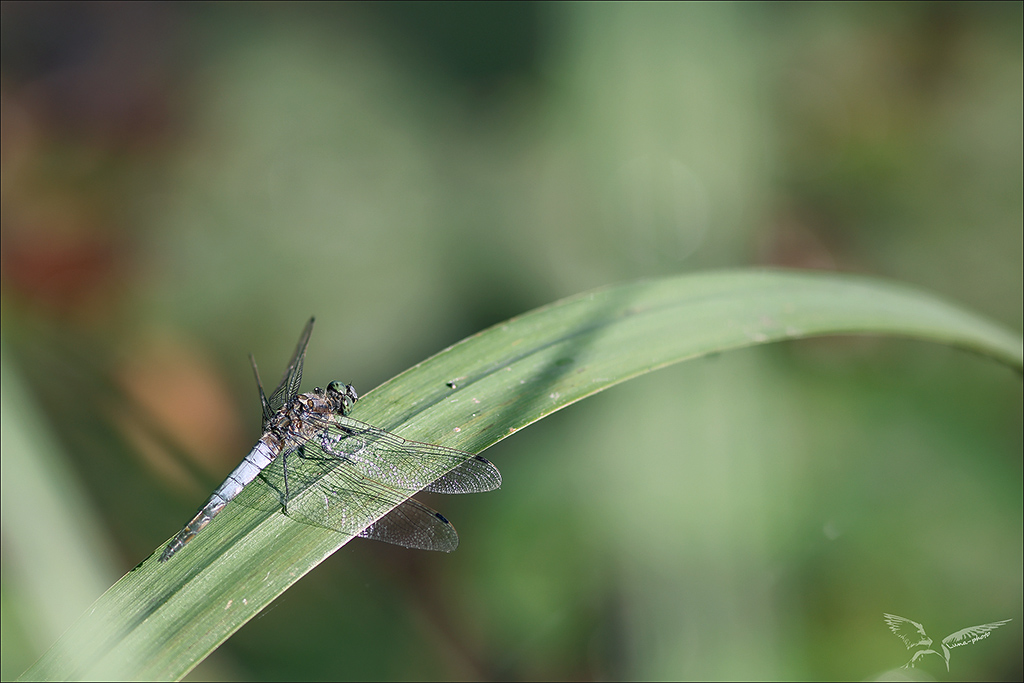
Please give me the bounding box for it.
[326,380,359,410]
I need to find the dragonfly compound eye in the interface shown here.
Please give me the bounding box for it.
[328,381,358,401]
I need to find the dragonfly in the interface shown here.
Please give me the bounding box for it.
[160,317,500,562]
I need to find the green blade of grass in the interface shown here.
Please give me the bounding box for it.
[21,269,1022,681]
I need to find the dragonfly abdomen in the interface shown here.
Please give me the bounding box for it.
[159,496,228,562]
[159,438,280,562]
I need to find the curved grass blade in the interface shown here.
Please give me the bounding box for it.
[20,269,1022,681]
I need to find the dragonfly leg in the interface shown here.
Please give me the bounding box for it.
[282,448,291,514]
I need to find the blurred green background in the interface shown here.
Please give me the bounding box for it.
[1,3,1020,680]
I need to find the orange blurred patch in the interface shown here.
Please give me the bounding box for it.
[116,330,247,488]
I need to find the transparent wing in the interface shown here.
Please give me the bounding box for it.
[267,317,315,415]
[250,317,315,431]
[942,620,1012,649]
[307,411,502,494]
[230,415,499,552]
[232,442,460,551]
[357,499,460,552]
[884,614,931,649]
[250,355,274,431]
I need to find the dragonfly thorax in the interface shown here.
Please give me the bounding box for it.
[262,382,359,441]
